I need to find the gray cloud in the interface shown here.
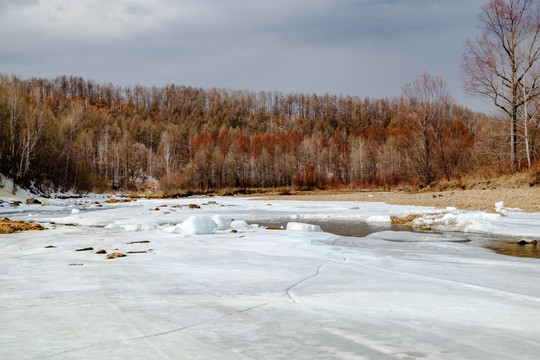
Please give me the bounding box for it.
[0,0,37,11]
[0,0,489,111]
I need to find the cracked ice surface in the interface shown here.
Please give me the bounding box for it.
[1,197,540,359]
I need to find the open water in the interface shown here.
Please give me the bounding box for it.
[251,219,540,259]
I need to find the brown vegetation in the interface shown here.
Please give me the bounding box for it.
[0,217,46,234]
[105,198,136,204]
[390,214,423,226]
[0,72,539,193]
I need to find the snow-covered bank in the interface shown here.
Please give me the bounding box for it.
[0,176,34,201]
[1,196,539,359]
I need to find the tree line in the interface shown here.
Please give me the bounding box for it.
[0,72,537,194]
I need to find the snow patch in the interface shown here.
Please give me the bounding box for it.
[495,201,522,213]
[414,211,501,233]
[0,175,34,200]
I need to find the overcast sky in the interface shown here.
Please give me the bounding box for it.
[0,0,490,111]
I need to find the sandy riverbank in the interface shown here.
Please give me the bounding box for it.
[262,188,540,213]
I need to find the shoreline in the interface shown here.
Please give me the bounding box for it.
[261,188,540,213]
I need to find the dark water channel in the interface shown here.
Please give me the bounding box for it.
[251,219,540,259]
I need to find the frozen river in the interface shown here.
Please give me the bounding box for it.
[1,196,539,359]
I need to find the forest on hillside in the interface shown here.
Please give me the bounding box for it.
[0,73,537,194]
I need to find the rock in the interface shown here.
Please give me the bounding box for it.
[26,198,41,205]
[11,201,21,207]
[107,252,127,259]
[45,245,56,248]
[517,239,537,245]
[76,247,94,252]
[95,249,107,254]
[188,204,200,209]
[126,240,150,244]
[231,229,238,233]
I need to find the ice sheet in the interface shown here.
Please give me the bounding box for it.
[1,196,539,359]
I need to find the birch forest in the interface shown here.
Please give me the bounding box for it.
[0,73,537,194]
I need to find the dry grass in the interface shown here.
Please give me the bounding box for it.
[105,198,137,204]
[390,214,423,226]
[0,217,46,234]
[434,162,540,191]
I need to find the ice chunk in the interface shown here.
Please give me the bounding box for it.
[231,220,249,230]
[162,225,182,233]
[179,216,217,235]
[365,215,391,223]
[123,224,140,232]
[71,208,80,214]
[286,222,322,232]
[213,215,232,230]
[141,223,157,231]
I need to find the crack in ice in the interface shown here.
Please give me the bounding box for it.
[44,302,270,358]
[285,264,324,303]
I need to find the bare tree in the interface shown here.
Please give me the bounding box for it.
[18,104,48,177]
[401,72,453,185]
[463,0,540,164]
[4,77,24,170]
[159,131,175,176]
[520,69,535,167]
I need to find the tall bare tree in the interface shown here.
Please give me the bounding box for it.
[159,131,175,176]
[463,0,540,164]
[401,72,453,185]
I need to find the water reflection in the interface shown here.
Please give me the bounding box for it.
[486,243,540,258]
